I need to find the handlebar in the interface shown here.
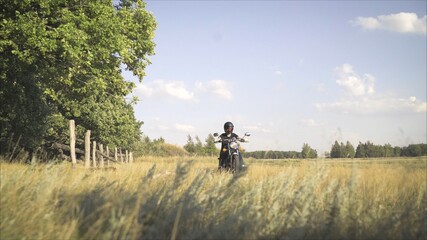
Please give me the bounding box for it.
[212,132,250,143]
[214,138,247,143]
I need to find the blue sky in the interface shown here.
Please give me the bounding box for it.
[125,1,426,154]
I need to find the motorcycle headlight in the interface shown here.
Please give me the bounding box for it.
[230,142,239,149]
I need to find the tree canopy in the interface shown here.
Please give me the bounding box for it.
[0,0,156,158]
[301,143,318,159]
[184,134,219,156]
[330,141,355,158]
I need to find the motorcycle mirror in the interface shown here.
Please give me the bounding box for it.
[245,132,251,137]
[213,133,219,137]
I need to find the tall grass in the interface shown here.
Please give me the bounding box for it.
[1,157,426,239]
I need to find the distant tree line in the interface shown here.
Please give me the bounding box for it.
[242,141,426,160]
[243,143,318,159]
[243,151,301,159]
[132,136,426,159]
[330,141,427,158]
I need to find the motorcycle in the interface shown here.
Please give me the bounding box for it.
[213,132,250,173]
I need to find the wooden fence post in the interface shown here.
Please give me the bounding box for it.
[69,120,77,166]
[92,141,97,168]
[31,148,39,165]
[106,146,110,167]
[120,148,123,163]
[85,130,91,168]
[115,147,118,163]
[125,150,129,163]
[99,144,104,168]
[129,152,133,163]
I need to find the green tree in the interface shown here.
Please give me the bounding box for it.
[394,146,402,157]
[345,141,355,158]
[204,134,217,156]
[194,136,204,155]
[330,141,341,158]
[383,143,394,157]
[340,142,347,158]
[355,142,366,158]
[366,141,380,157]
[302,143,317,159]
[302,143,311,158]
[0,0,156,157]
[183,135,195,154]
[403,144,426,157]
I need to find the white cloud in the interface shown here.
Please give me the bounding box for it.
[196,80,233,100]
[175,123,196,133]
[335,64,375,96]
[316,96,427,114]
[162,81,195,100]
[274,70,283,75]
[352,12,427,35]
[135,80,195,101]
[135,84,154,97]
[135,79,235,102]
[316,64,426,115]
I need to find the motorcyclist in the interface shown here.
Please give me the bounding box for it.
[218,122,245,169]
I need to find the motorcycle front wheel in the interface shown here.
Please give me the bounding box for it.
[232,154,240,173]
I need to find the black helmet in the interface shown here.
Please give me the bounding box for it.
[224,122,234,131]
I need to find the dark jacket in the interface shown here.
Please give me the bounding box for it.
[219,133,239,150]
[219,133,239,159]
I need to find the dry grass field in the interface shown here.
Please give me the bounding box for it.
[1,156,426,239]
